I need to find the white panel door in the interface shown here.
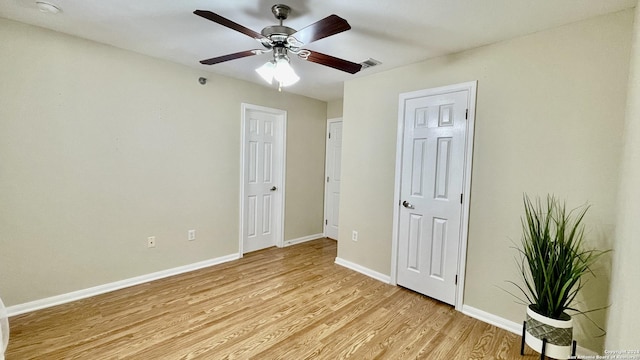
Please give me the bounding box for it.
[397,90,468,305]
[324,119,342,240]
[243,106,285,253]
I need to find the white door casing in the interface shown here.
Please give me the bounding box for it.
[240,104,286,254]
[324,119,343,240]
[392,81,477,309]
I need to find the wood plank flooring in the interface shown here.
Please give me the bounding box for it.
[6,238,537,359]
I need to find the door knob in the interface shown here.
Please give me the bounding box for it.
[402,200,414,209]
[270,186,277,191]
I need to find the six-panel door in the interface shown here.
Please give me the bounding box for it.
[397,90,468,305]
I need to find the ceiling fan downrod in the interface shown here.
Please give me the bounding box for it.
[271,4,291,26]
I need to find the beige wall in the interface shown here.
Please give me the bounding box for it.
[326,99,344,119]
[607,4,640,349]
[339,10,633,352]
[0,18,326,306]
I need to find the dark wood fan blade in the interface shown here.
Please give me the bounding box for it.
[200,50,258,65]
[292,14,351,45]
[303,51,362,74]
[194,10,264,39]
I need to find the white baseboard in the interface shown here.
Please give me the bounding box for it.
[283,233,324,247]
[461,305,598,356]
[334,257,391,284]
[7,253,240,317]
[461,304,522,333]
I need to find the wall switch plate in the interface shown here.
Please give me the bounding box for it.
[188,229,196,241]
[352,230,358,242]
[147,236,156,248]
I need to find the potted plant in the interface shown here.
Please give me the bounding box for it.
[510,195,608,359]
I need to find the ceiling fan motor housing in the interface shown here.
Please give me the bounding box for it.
[261,25,295,40]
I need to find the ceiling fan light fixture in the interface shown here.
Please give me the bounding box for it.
[256,57,299,88]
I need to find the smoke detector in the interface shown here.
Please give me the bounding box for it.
[36,1,62,14]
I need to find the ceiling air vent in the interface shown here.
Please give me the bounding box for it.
[360,58,382,70]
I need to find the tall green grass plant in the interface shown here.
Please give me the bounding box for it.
[511,195,607,320]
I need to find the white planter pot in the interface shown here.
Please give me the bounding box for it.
[525,305,573,359]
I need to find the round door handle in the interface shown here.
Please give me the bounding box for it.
[402,200,414,209]
[270,186,277,191]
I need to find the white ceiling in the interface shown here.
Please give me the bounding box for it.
[1,0,636,101]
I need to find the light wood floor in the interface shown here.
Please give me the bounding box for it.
[7,238,538,359]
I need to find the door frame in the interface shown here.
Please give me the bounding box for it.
[239,103,287,256]
[390,81,477,310]
[323,117,343,239]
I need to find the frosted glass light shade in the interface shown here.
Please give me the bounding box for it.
[255,58,299,87]
[255,61,275,84]
[273,58,299,87]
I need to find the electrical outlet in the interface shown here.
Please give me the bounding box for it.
[352,230,358,242]
[147,236,156,248]
[188,229,196,241]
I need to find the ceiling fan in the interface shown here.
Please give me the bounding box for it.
[194,4,363,88]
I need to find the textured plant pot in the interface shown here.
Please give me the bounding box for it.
[525,305,573,359]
